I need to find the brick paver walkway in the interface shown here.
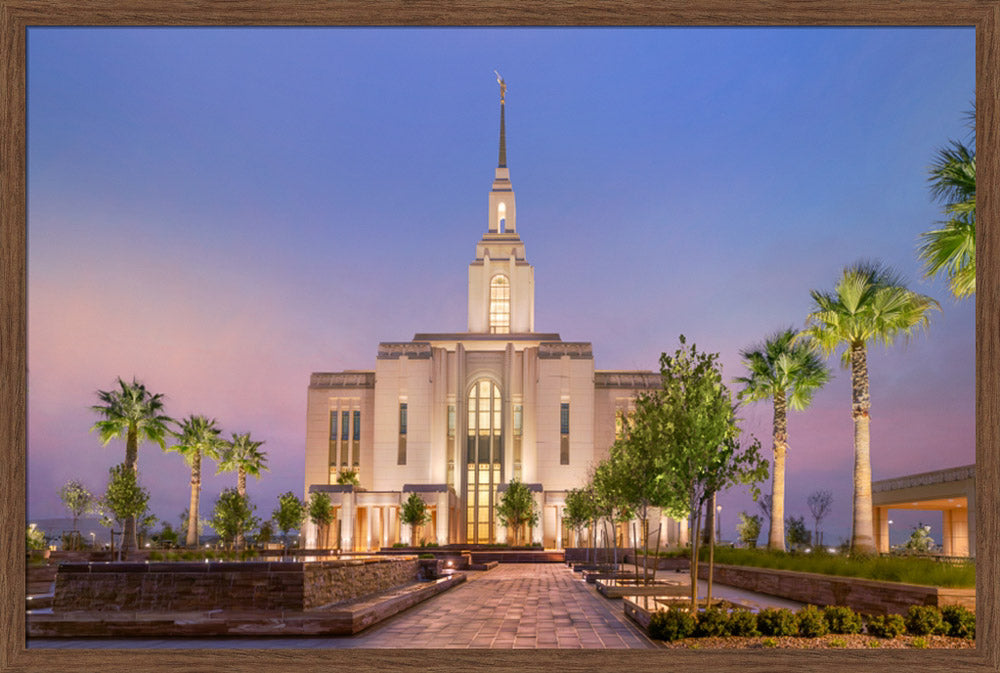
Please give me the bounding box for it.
[349,563,655,649]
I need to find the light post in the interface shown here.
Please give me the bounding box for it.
[888,519,894,551]
[716,505,722,543]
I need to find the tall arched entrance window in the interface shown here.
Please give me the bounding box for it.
[467,379,502,543]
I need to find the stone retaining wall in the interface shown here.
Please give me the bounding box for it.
[699,563,975,615]
[53,556,420,613]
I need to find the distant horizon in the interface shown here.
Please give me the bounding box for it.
[27,26,974,548]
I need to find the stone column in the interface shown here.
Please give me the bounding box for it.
[381,506,390,549]
[367,505,376,551]
[874,507,888,553]
[942,509,953,556]
[678,516,689,546]
[555,505,563,549]
[387,506,398,546]
[966,490,976,558]
[436,491,449,545]
[341,492,355,551]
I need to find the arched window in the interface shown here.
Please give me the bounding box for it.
[467,379,502,543]
[497,202,506,233]
[489,275,510,334]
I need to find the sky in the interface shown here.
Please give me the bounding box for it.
[27,27,975,547]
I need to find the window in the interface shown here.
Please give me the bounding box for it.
[398,403,408,465]
[352,410,360,466]
[341,410,349,467]
[466,379,503,543]
[329,411,338,467]
[447,404,456,440]
[513,404,523,480]
[497,202,506,233]
[489,275,510,334]
[560,402,570,465]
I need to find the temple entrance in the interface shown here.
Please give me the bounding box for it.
[466,379,503,543]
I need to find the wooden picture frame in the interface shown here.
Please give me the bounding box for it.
[1,2,996,672]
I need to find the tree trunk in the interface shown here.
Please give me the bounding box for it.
[689,502,701,611]
[236,468,247,550]
[186,451,201,547]
[768,389,788,551]
[850,343,877,554]
[707,492,716,606]
[122,425,139,557]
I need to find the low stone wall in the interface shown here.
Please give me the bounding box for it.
[564,547,631,563]
[53,556,420,613]
[699,563,975,615]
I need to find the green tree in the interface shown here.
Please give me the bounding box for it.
[217,431,268,549]
[151,522,180,549]
[26,523,47,551]
[904,523,936,553]
[592,453,634,565]
[308,491,335,549]
[562,486,596,553]
[641,335,768,609]
[102,462,151,559]
[496,478,539,546]
[918,120,976,299]
[785,516,811,548]
[335,470,360,486]
[272,491,306,553]
[803,262,939,554]
[58,480,94,537]
[90,377,172,555]
[735,328,830,551]
[736,512,762,547]
[211,488,259,551]
[400,491,430,546]
[169,415,225,547]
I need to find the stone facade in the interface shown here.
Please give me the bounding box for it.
[53,557,421,613]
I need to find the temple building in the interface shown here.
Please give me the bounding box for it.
[302,80,685,550]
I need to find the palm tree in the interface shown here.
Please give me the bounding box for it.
[90,377,173,554]
[735,328,830,551]
[169,415,224,547]
[217,432,268,549]
[918,140,976,299]
[802,261,939,554]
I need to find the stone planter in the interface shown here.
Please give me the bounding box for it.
[595,578,688,599]
[698,563,975,615]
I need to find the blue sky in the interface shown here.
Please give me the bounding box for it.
[27,27,974,546]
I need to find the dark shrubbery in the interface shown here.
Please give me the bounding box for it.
[727,609,760,637]
[904,605,947,635]
[941,604,975,639]
[757,608,799,637]
[694,606,730,637]
[866,614,906,638]
[796,605,829,638]
[648,607,696,641]
[823,605,863,634]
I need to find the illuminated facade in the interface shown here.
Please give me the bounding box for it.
[302,88,685,550]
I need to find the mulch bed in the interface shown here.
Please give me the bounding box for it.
[656,634,974,649]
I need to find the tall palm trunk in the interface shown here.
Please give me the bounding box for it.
[236,468,247,550]
[186,451,201,547]
[768,389,788,551]
[123,426,139,556]
[850,343,876,554]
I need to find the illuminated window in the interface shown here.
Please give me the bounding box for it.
[497,202,506,233]
[341,410,349,467]
[489,275,510,334]
[329,411,338,468]
[466,379,502,543]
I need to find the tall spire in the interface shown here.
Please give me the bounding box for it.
[494,70,507,168]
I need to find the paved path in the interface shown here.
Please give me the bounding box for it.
[30,563,656,650]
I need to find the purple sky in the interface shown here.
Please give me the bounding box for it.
[27,27,974,546]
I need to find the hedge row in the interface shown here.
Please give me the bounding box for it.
[647,604,975,642]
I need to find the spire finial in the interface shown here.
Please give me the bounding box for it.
[494,70,507,168]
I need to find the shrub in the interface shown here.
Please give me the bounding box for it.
[796,605,829,638]
[867,640,881,648]
[757,608,799,637]
[418,553,435,559]
[694,606,730,637]
[761,637,777,648]
[904,605,946,635]
[827,637,847,648]
[941,604,975,639]
[910,636,929,649]
[866,614,906,638]
[648,607,696,642]
[823,605,862,634]
[727,609,760,637]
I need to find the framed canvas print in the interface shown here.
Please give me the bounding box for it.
[2,2,997,673]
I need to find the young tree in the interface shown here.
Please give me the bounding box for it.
[217,431,268,549]
[59,480,94,546]
[400,492,430,546]
[562,487,596,554]
[308,491,335,549]
[26,523,47,551]
[736,328,830,551]
[736,512,762,548]
[785,516,811,548]
[592,453,635,566]
[272,491,306,553]
[803,262,938,554]
[90,377,172,555]
[102,463,151,560]
[496,478,539,546]
[169,415,225,547]
[641,336,768,609]
[807,490,833,546]
[212,488,259,551]
[151,522,180,549]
